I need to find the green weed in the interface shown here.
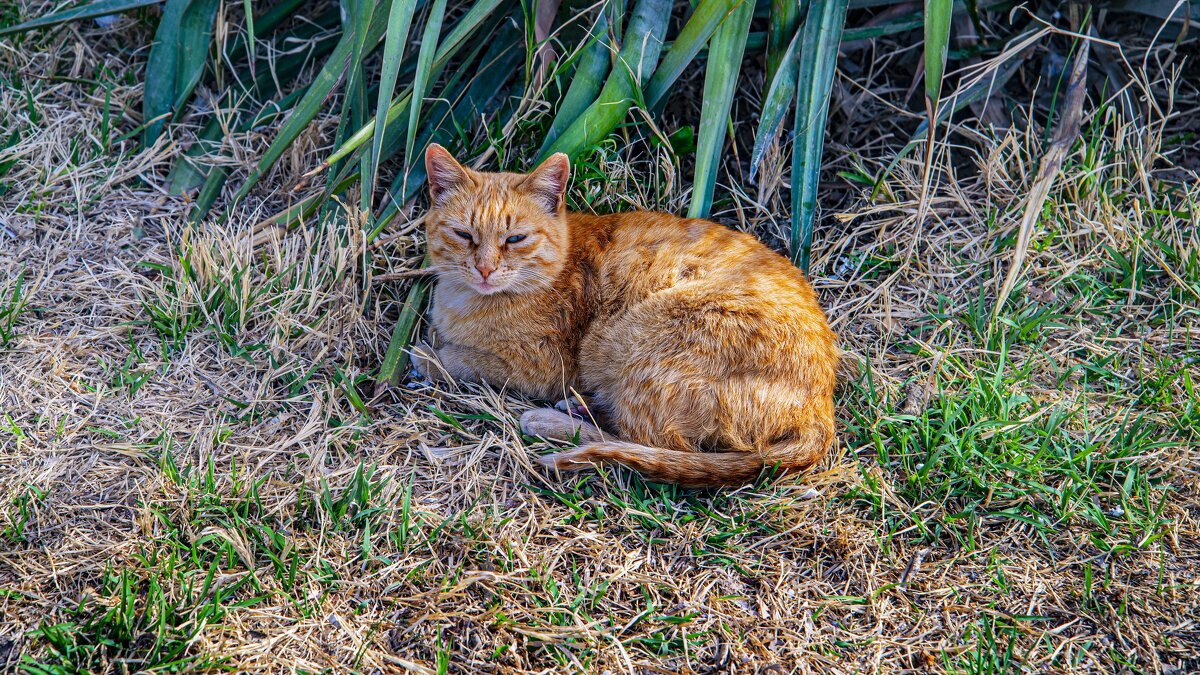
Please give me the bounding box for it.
[0,269,30,348]
[3,483,47,543]
[20,562,233,674]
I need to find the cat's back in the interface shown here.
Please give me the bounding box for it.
[578,210,824,320]
[576,209,837,418]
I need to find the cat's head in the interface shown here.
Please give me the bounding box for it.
[423,144,570,296]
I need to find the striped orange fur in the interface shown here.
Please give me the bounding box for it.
[413,144,839,488]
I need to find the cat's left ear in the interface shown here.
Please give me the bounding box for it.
[522,153,570,213]
[426,143,470,207]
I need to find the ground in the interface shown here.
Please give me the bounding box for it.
[1,3,1198,674]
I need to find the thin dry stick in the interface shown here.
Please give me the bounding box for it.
[992,37,1090,321]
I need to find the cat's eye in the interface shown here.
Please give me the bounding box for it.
[452,229,473,242]
[505,234,527,245]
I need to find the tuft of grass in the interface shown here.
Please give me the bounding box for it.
[20,562,233,674]
[0,270,30,348]
[844,317,1175,553]
[3,483,46,544]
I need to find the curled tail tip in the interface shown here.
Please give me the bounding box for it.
[534,452,561,470]
[535,446,595,472]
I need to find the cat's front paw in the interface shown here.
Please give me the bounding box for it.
[554,393,591,418]
[409,341,444,383]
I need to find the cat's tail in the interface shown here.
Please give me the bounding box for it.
[536,428,830,488]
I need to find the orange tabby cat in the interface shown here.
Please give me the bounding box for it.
[412,144,839,488]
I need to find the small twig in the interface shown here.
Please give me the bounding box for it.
[900,547,931,586]
[371,268,437,284]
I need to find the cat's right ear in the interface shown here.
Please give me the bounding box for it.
[426,144,468,207]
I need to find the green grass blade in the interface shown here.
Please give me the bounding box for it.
[0,0,161,37]
[540,0,671,160]
[767,0,802,86]
[405,0,449,184]
[538,10,612,155]
[790,0,848,271]
[143,0,221,145]
[377,274,431,388]
[369,0,420,208]
[232,2,393,205]
[644,0,743,110]
[288,0,505,179]
[749,25,799,180]
[924,0,953,107]
[168,14,341,194]
[688,0,754,219]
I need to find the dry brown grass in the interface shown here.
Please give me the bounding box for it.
[1,4,1199,673]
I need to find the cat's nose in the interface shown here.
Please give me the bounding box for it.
[476,263,495,280]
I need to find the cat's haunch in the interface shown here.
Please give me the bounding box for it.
[414,144,839,488]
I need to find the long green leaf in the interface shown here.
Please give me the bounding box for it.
[688,0,754,219]
[842,14,922,41]
[538,10,612,155]
[540,0,671,160]
[749,25,799,180]
[0,0,161,37]
[753,3,936,178]
[168,12,341,194]
[767,0,802,86]
[374,30,523,233]
[369,0,421,208]
[791,0,848,271]
[376,274,431,388]
[751,0,961,176]
[405,0,449,185]
[924,0,954,106]
[336,0,375,214]
[170,0,221,115]
[242,0,256,72]
[324,21,495,219]
[644,0,743,110]
[288,0,506,180]
[232,1,394,204]
[143,0,221,145]
[916,0,953,231]
[316,6,507,207]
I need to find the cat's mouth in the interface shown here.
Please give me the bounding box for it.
[468,277,508,295]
